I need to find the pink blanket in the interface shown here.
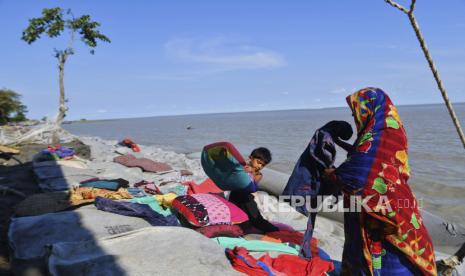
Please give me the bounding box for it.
[113,154,172,173]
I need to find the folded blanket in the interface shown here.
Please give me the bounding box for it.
[80,178,129,191]
[113,154,172,173]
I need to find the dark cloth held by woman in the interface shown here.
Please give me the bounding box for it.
[282,120,353,258]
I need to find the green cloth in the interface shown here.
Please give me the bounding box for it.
[80,180,120,191]
[129,196,173,217]
[212,237,300,255]
[159,184,187,196]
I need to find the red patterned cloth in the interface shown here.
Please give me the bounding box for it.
[195,224,244,238]
[172,193,248,227]
[226,241,334,276]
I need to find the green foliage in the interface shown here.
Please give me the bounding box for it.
[22,7,110,54]
[70,15,111,52]
[0,89,28,124]
[22,7,64,44]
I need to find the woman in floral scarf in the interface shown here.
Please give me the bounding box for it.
[326,88,437,275]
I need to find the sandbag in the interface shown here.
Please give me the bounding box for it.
[33,162,96,191]
[38,175,97,192]
[8,205,152,261]
[201,142,253,191]
[33,162,94,180]
[47,227,241,276]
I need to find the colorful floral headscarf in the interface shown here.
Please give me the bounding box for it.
[336,88,436,275]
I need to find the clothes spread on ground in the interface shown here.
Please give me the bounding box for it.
[331,88,436,275]
[80,178,129,191]
[213,236,300,255]
[94,197,179,226]
[159,184,188,196]
[129,196,173,217]
[127,187,147,198]
[225,246,334,276]
[134,180,161,195]
[70,187,133,204]
[113,154,173,173]
[154,193,178,208]
[38,145,75,161]
[196,224,244,238]
[119,138,141,152]
[263,230,304,246]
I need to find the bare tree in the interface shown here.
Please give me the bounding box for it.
[385,0,465,148]
[22,7,110,127]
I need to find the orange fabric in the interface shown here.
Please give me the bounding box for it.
[261,236,282,243]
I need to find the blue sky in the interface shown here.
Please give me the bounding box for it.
[1,0,465,120]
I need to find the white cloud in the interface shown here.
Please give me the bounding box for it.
[97,109,107,113]
[281,91,289,95]
[164,36,286,70]
[329,87,359,95]
[330,88,349,94]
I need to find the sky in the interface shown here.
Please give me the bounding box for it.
[1,0,465,120]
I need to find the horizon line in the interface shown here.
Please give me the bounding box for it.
[63,101,465,123]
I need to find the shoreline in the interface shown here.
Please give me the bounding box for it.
[0,133,348,274]
[1,132,464,274]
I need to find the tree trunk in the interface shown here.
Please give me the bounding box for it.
[52,53,68,144]
[56,53,68,125]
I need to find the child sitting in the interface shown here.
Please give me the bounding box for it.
[228,147,279,233]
